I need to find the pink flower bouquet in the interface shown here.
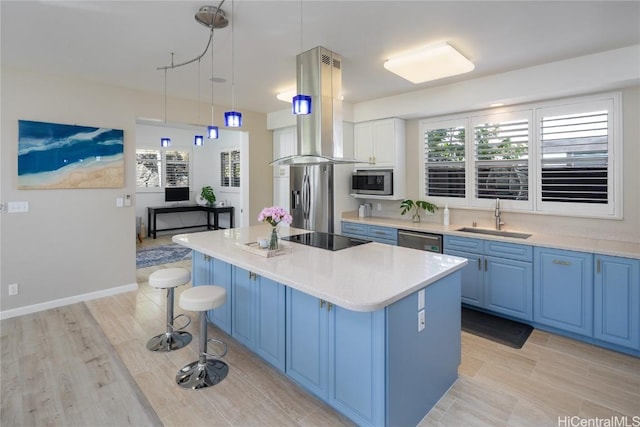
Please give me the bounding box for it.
[258,206,293,227]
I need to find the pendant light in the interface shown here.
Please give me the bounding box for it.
[160,67,171,147]
[195,58,205,145]
[208,22,220,139]
[224,0,242,127]
[292,0,311,115]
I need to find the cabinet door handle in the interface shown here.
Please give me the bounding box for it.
[477,258,481,270]
[327,302,333,312]
[553,259,571,266]
[319,299,325,309]
[204,254,211,261]
[596,259,601,273]
[484,258,488,271]
[249,271,257,281]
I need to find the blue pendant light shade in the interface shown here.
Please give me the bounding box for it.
[194,135,204,146]
[292,94,312,115]
[207,125,219,139]
[161,137,171,147]
[224,111,242,127]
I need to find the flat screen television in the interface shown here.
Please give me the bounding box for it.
[165,187,190,202]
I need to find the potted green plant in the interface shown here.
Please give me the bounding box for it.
[400,199,437,223]
[200,186,216,206]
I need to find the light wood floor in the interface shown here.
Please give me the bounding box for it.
[2,234,639,426]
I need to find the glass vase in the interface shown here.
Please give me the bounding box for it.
[269,226,279,250]
[412,213,421,223]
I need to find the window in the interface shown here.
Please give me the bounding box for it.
[537,98,616,216]
[220,150,240,188]
[165,150,190,187]
[135,148,191,190]
[420,92,621,218]
[472,111,531,207]
[136,149,161,188]
[423,119,467,199]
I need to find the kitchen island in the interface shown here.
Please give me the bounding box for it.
[173,226,467,427]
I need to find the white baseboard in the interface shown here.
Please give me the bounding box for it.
[0,283,139,320]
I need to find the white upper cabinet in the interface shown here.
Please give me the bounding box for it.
[354,118,405,168]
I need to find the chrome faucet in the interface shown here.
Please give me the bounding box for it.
[495,198,505,230]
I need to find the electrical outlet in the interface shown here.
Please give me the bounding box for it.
[418,309,425,332]
[124,194,132,207]
[8,283,18,296]
[418,289,425,310]
[376,203,382,211]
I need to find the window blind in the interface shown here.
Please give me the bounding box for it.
[474,119,529,200]
[424,126,466,198]
[540,111,608,204]
[165,150,190,187]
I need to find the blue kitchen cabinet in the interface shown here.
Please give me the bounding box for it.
[444,236,533,320]
[232,266,286,371]
[286,287,385,426]
[445,249,484,306]
[191,251,232,334]
[341,221,397,245]
[534,247,593,336]
[593,255,640,350]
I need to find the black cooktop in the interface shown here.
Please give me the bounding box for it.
[281,232,371,251]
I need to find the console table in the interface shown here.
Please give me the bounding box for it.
[147,205,234,239]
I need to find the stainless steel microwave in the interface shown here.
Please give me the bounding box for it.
[351,169,393,196]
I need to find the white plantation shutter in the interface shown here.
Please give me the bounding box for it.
[540,110,609,203]
[136,149,161,188]
[165,150,190,187]
[221,150,241,188]
[473,114,530,202]
[422,119,467,199]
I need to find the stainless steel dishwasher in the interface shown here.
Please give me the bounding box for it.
[397,230,443,253]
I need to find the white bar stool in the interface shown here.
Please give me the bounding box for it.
[176,285,229,390]
[146,267,192,352]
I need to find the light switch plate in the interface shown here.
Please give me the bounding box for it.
[418,289,425,310]
[7,201,29,213]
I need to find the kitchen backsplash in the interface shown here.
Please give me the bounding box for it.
[354,199,638,244]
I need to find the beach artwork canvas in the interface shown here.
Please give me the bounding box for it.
[18,120,124,189]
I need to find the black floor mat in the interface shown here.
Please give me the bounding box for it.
[461,307,533,349]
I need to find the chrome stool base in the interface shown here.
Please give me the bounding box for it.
[176,359,229,390]
[146,331,192,352]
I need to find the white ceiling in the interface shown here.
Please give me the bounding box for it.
[2,1,639,115]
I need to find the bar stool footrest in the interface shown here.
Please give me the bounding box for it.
[203,338,228,358]
[169,313,191,331]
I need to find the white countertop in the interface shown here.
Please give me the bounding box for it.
[173,225,467,312]
[342,213,640,260]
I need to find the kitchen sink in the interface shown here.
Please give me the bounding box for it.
[457,227,532,239]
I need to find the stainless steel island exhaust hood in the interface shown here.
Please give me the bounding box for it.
[271,46,357,166]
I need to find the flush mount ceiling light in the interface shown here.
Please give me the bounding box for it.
[383,41,475,84]
[276,88,297,103]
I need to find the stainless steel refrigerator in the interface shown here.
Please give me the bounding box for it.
[290,164,334,234]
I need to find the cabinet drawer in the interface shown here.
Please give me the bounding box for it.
[368,226,397,243]
[484,241,532,262]
[444,235,482,253]
[341,222,367,236]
